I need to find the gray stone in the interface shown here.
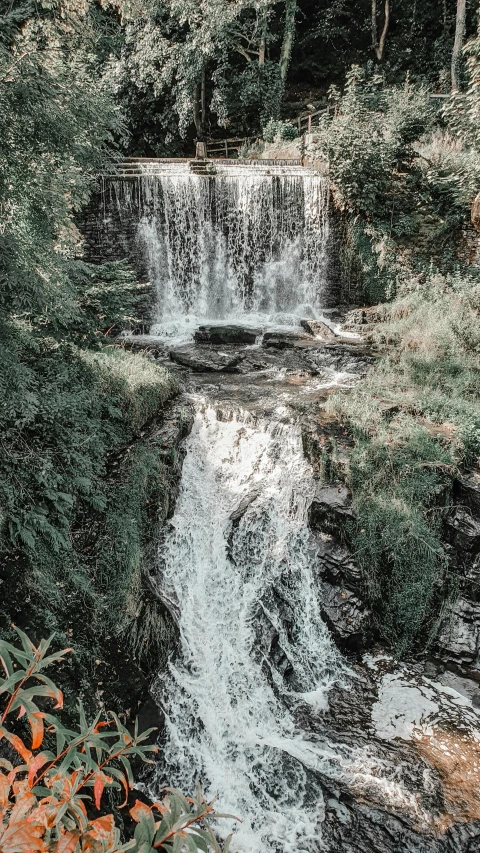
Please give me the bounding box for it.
[229,490,260,524]
[262,330,314,349]
[465,556,480,587]
[446,507,480,552]
[423,660,439,679]
[194,325,260,345]
[438,597,480,667]
[169,345,244,372]
[454,473,480,517]
[309,481,355,537]
[300,318,338,339]
[315,536,362,593]
[319,582,372,652]
[343,306,385,327]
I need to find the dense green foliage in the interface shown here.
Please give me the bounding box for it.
[0,0,181,717]
[319,39,480,652]
[92,0,479,153]
[329,271,480,652]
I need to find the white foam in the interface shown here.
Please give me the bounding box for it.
[151,407,342,852]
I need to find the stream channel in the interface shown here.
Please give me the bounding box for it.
[97,163,480,852]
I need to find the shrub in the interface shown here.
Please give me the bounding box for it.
[0,629,234,852]
[262,119,298,143]
[312,68,434,225]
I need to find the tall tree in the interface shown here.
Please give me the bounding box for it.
[371,0,390,61]
[279,0,297,82]
[114,0,278,137]
[451,0,466,90]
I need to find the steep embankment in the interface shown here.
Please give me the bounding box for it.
[0,344,192,722]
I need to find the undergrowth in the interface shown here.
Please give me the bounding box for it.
[317,65,480,654]
[328,270,480,654]
[0,344,180,719]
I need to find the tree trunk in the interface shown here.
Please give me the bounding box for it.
[372,0,390,61]
[279,0,297,83]
[451,0,466,91]
[201,65,206,131]
[193,83,203,139]
[258,10,267,67]
[372,0,378,51]
[193,68,207,139]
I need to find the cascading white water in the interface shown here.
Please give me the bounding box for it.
[107,166,329,341]
[151,405,345,853]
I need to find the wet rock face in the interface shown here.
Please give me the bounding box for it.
[318,581,372,652]
[437,473,480,677]
[307,482,373,653]
[194,325,260,345]
[262,330,313,349]
[309,481,355,537]
[438,597,480,671]
[300,317,338,339]
[169,345,244,372]
[314,536,372,653]
[312,656,480,852]
[446,507,480,552]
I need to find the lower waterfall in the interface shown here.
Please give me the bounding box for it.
[151,405,344,853]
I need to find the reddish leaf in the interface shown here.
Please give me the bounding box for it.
[130,799,153,823]
[0,771,11,809]
[29,712,45,750]
[53,830,81,853]
[0,822,46,853]
[0,727,32,762]
[28,752,51,787]
[93,774,105,811]
[89,814,114,838]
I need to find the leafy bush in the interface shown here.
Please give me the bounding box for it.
[312,68,435,225]
[262,119,298,143]
[0,629,234,852]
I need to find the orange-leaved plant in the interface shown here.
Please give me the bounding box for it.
[0,628,236,852]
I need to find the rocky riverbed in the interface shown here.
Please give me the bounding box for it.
[122,320,480,852]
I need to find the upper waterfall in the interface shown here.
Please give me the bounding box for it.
[102,164,330,342]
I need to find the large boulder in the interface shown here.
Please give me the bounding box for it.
[315,536,363,591]
[319,582,372,652]
[300,318,337,339]
[262,330,314,349]
[169,345,244,372]
[437,596,480,671]
[453,472,480,517]
[194,325,260,345]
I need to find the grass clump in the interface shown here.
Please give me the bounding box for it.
[329,269,480,654]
